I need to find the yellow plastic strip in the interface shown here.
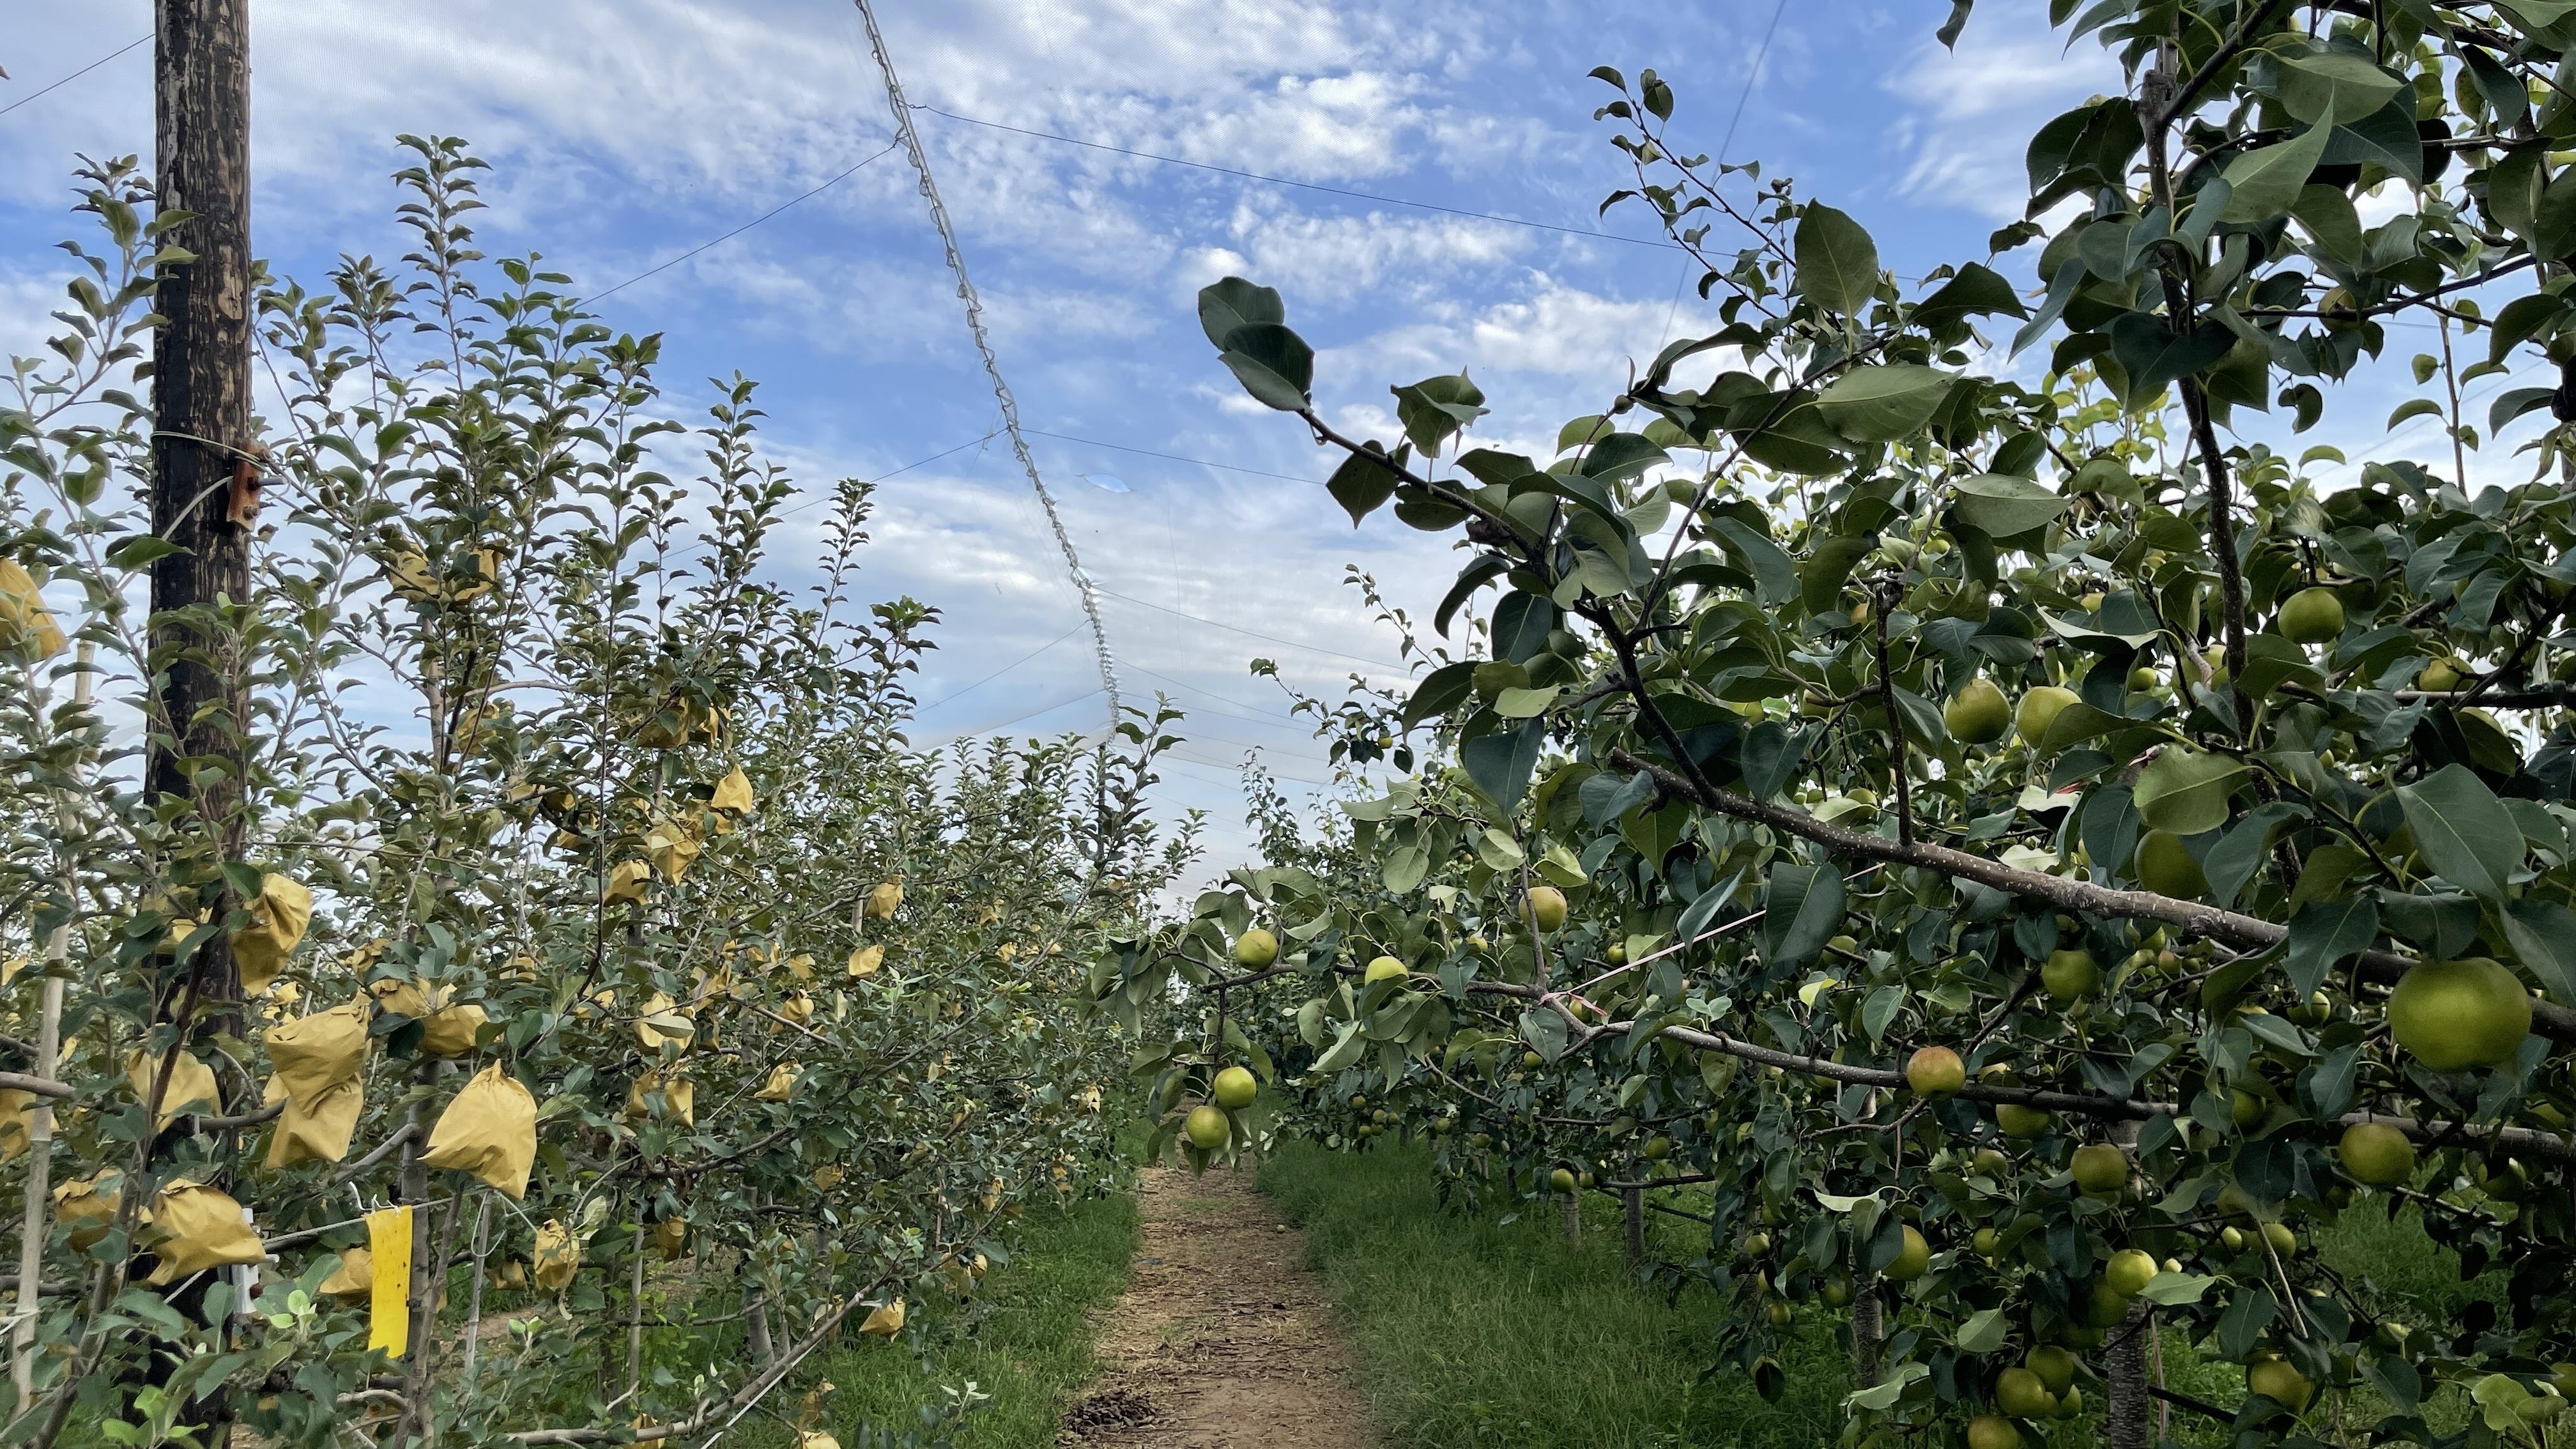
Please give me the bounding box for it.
[366,1206,413,1358]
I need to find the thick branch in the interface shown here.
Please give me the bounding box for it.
[1605,749,2576,1045]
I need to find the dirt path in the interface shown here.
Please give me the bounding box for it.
[1059,1161,1371,1449]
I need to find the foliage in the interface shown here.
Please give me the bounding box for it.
[0,142,1178,1445]
[1110,3,2576,1446]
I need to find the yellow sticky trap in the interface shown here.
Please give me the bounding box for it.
[366,1206,413,1358]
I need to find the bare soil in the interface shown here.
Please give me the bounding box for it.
[1059,1162,1370,1449]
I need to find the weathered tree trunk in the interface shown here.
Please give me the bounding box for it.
[1851,1291,1883,1389]
[1623,1186,1644,1264]
[151,0,256,981]
[1561,1190,1581,1245]
[148,6,254,1438]
[2109,1298,2154,1449]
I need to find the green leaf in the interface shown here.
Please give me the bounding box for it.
[1795,203,1880,317]
[1519,1007,1569,1063]
[2274,50,2405,126]
[2134,749,2248,835]
[1312,1020,1368,1073]
[1798,535,1874,617]
[1911,263,2027,332]
[2140,1271,2218,1307]
[1324,444,1400,526]
[1392,373,1489,454]
[1402,661,1476,729]
[2395,763,2524,900]
[1460,719,1544,812]
[1708,517,1797,606]
[1197,276,1284,349]
[2503,900,2576,1004]
[2285,896,2379,997]
[1956,1307,2009,1354]
[1218,322,1314,411]
[1577,432,1670,482]
[1381,845,1429,894]
[2290,183,2363,264]
[1494,685,1560,719]
[1434,556,1508,637]
[1761,862,1846,968]
[1950,473,2068,539]
[2216,123,2331,223]
[1812,364,1955,443]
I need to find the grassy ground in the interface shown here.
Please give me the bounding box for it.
[1257,1142,2503,1449]
[723,1184,1141,1449]
[1256,1138,1850,1449]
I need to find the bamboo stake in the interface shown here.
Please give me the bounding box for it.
[13,645,91,1407]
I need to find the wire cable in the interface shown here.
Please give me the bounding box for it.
[778,427,1005,521]
[914,104,1685,254]
[590,141,901,303]
[1023,428,1322,484]
[851,0,1122,732]
[0,34,149,118]
[919,624,1082,710]
[1096,588,1409,670]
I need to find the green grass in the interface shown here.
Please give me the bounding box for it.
[1256,1138,1849,1449]
[727,1184,1141,1449]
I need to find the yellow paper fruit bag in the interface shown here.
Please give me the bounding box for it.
[231,874,313,995]
[532,1220,579,1291]
[126,1047,221,1126]
[319,1246,372,1301]
[53,1172,120,1250]
[419,1064,538,1199]
[625,1070,695,1126]
[266,997,369,1105]
[267,1079,364,1167]
[711,766,755,815]
[603,859,652,906]
[635,992,694,1052]
[859,1298,905,1338]
[863,881,903,919]
[420,1001,489,1059]
[146,1180,265,1285]
[0,1089,34,1160]
[845,945,884,979]
[756,1064,799,1102]
[0,560,66,659]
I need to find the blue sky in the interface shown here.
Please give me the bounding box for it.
[0,1,2324,870]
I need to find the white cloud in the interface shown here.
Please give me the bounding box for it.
[1882,26,2122,222]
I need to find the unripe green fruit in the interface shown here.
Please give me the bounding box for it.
[2070,1142,2127,1195]
[2262,1221,2297,1257]
[1525,885,1568,933]
[2280,587,2345,643]
[1886,1224,1931,1280]
[2230,1089,2267,1128]
[1906,1045,1966,1097]
[2085,1278,2131,1326]
[2419,657,2462,691]
[2203,644,2229,686]
[1945,677,2011,745]
[2336,1121,2416,1185]
[2133,829,2209,898]
[1966,1415,2021,1449]
[2053,1386,2084,1420]
[1213,1066,1258,1110]
[1643,1135,1671,1162]
[1606,942,1627,965]
[1364,954,1408,985]
[2014,686,2081,748]
[1973,1227,2002,1257]
[1970,1147,2011,1178]
[2042,948,2101,999]
[1233,928,1278,968]
[1522,1050,1544,1070]
[2106,1248,2158,1296]
[1184,1104,1229,1150]
[1743,1232,1771,1256]
[1578,1171,1595,1188]
[2387,957,2533,1071]
[2221,1225,2246,1252]
[1550,1167,1577,1193]
[2025,1345,2076,1395]
[1767,1300,1794,1326]
[2128,665,2159,690]
[1994,1367,2057,1418]
[1997,1103,2052,1138]
[2247,1357,2314,1410]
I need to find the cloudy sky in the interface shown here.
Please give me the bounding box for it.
[0,1,2491,873]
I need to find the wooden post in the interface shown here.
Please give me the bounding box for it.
[1623,1186,1644,1264]
[13,647,91,1406]
[1560,1190,1580,1245]
[150,0,255,1030]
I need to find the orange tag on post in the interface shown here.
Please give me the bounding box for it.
[365,1206,413,1358]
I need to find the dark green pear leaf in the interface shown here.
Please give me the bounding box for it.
[2216,122,2330,222]
[1324,444,1400,526]
[1401,661,1478,730]
[1951,473,2067,539]
[1761,862,1846,968]
[1795,204,1880,317]
[1813,364,1954,443]
[2396,763,2522,900]
[1461,719,1544,812]
[1197,276,1284,349]
[1392,373,1489,454]
[1218,322,1314,411]
[2285,896,2380,997]
[2134,749,2249,836]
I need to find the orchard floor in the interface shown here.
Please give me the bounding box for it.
[1059,1161,1373,1448]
